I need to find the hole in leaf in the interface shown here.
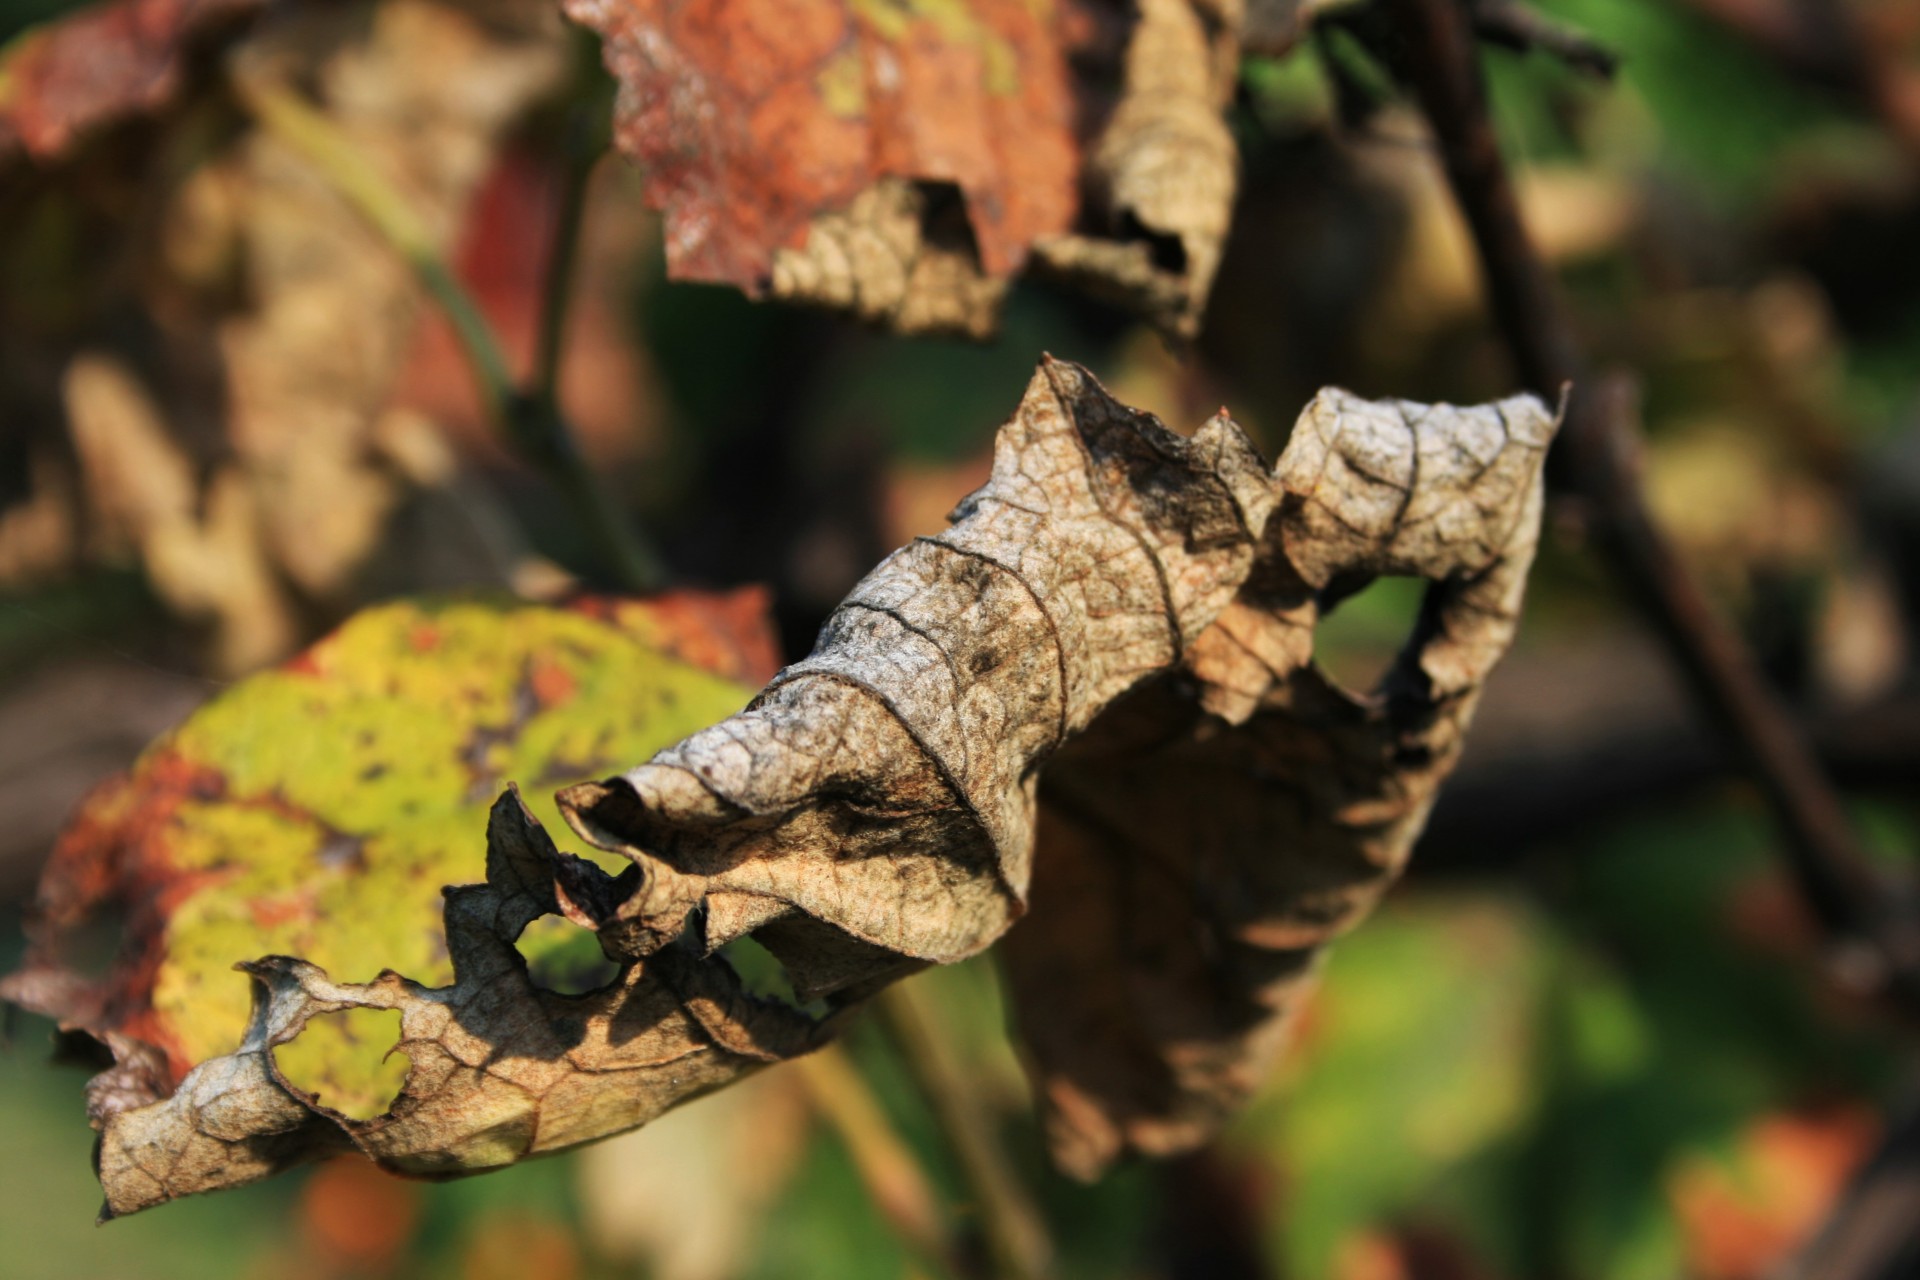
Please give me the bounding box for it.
[50,1028,115,1071]
[1313,574,1430,693]
[717,935,829,1017]
[273,1008,409,1121]
[515,915,621,995]
[914,178,983,264]
[1117,208,1188,275]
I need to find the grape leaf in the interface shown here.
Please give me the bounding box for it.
[0,0,567,671]
[0,591,783,1214]
[570,0,1243,337]
[5,359,1555,1214]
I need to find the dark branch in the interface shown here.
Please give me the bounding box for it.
[1379,0,1920,1014]
[1418,691,1920,876]
[1469,0,1618,78]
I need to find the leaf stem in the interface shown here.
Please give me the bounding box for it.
[232,71,665,593]
[531,108,599,411]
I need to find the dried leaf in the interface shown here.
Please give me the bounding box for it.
[1030,0,1243,338]
[7,359,1554,1212]
[195,0,567,600]
[562,359,1553,1164]
[79,797,823,1215]
[560,361,1555,1174]
[1003,385,1555,1176]
[62,353,298,669]
[569,0,1242,337]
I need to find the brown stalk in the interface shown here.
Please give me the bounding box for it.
[1379,0,1920,1011]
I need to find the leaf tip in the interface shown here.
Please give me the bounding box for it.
[555,777,640,853]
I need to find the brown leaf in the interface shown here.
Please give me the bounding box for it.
[0,0,261,160]
[569,0,1242,337]
[1008,388,1558,1176]
[560,357,1286,996]
[0,591,791,1216]
[1029,0,1243,338]
[84,790,825,1216]
[12,359,1554,1211]
[560,359,1555,1169]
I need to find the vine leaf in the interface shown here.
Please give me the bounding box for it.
[569,0,1242,337]
[0,591,787,1216]
[1006,385,1558,1176]
[3,359,1556,1214]
[2,0,1242,341]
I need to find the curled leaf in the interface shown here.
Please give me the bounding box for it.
[1,592,785,1214]
[91,790,825,1215]
[1031,0,1243,338]
[561,359,1555,1171]
[7,360,1556,1211]
[569,0,1242,337]
[1007,389,1557,1176]
[563,360,1278,991]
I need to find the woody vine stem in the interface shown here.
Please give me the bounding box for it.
[1382,0,1920,1008]
[1381,1,1920,1273]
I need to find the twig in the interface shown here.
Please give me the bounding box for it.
[231,71,665,593]
[793,1044,965,1278]
[1419,688,1920,876]
[531,115,597,412]
[1468,0,1617,78]
[879,978,1054,1280]
[509,97,665,594]
[1378,0,1920,1011]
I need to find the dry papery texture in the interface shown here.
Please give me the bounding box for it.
[31,358,1554,1215]
[0,0,564,671]
[570,0,1246,337]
